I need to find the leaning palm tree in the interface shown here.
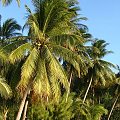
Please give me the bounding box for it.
[8,0,85,119]
[83,39,115,103]
[0,0,20,6]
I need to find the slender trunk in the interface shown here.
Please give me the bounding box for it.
[16,88,29,120]
[66,67,73,102]
[3,109,8,120]
[107,94,119,120]
[22,101,28,120]
[92,87,95,105]
[46,96,48,102]
[83,76,93,103]
[69,69,73,89]
[98,96,101,104]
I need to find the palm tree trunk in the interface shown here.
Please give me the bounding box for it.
[107,94,119,120]
[83,76,93,103]
[66,67,73,102]
[69,68,73,89]
[22,100,28,120]
[98,96,101,104]
[16,88,29,120]
[92,87,95,105]
[3,109,8,120]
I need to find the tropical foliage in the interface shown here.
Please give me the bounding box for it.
[0,0,20,6]
[0,0,119,120]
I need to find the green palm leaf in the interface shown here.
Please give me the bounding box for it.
[90,105,108,120]
[0,76,12,99]
[1,0,20,6]
[1,37,28,53]
[48,44,85,77]
[43,46,69,100]
[25,5,44,40]
[18,48,39,91]
[1,18,21,39]
[9,43,32,63]
[33,53,51,97]
[0,50,7,62]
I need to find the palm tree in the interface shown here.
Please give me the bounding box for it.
[83,39,115,103]
[0,0,20,6]
[8,0,84,119]
[0,17,21,46]
[107,72,120,120]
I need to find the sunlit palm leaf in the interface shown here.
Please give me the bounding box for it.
[18,48,39,91]
[1,37,28,53]
[9,43,32,63]
[48,44,85,77]
[0,50,7,62]
[0,76,12,99]
[25,5,44,40]
[43,46,69,100]
[33,53,51,97]
[90,105,108,120]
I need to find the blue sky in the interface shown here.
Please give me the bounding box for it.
[80,0,120,72]
[0,0,120,72]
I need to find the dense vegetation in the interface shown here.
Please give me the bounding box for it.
[0,0,120,120]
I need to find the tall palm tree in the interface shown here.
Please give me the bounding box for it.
[8,0,85,119]
[0,0,20,6]
[83,39,115,103]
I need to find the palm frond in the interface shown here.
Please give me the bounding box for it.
[0,76,12,99]
[17,48,39,91]
[1,36,28,53]
[48,44,86,77]
[1,0,12,6]
[90,39,113,59]
[9,43,32,63]
[0,49,7,62]
[4,36,28,43]
[30,0,81,39]
[74,98,91,120]
[116,78,120,85]
[43,45,69,100]
[1,0,20,6]
[1,18,21,39]
[25,5,44,40]
[99,59,116,69]
[33,54,51,97]
[90,105,108,120]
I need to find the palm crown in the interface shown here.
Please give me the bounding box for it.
[83,39,115,103]
[0,18,21,39]
[9,0,85,101]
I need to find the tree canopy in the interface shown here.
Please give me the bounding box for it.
[0,0,119,120]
